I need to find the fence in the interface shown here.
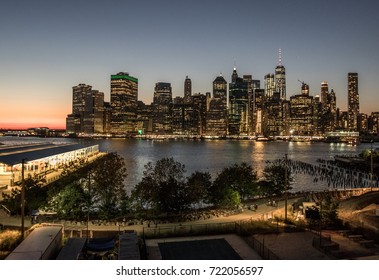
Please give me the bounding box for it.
[243,236,280,260]
[141,218,281,260]
[142,221,238,239]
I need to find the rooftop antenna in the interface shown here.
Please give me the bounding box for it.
[233,60,237,70]
[278,48,282,66]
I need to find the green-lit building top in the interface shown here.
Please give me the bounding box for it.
[111,73,138,83]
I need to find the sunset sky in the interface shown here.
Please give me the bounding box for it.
[0,0,378,129]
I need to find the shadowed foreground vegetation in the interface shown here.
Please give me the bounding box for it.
[1,153,292,221]
[0,230,21,259]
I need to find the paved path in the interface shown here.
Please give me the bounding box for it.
[0,198,299,233]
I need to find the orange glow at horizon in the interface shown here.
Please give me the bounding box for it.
[0,102,67,129]
[0,113,67,130]
[0,95,69,130]
[0,117,66,130]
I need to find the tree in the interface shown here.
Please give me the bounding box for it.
[359,149,371,159]
[132,157,189,213]
[359,148,379,163]
[218,188,241,209]
[91,152,128,219]
[321,193,340,227]
[186,171,212,206]
[1,175,47,215]
[260,159,293,198]
[47,182,87,219]
[45,159,98,219]
[208,162,258,208]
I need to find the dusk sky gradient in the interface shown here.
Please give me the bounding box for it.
[1,0,378,129]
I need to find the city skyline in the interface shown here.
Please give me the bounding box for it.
[1,0,378,129]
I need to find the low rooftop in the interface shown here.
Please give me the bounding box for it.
[0,143,97,166]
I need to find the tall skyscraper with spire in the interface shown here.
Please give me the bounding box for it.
[347,72,359,131]
[231,65,238,83]
[275,49,286,100]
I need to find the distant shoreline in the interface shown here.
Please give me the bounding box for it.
[3,133,379,143]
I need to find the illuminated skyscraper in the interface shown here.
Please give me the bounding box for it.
[264,74,275,98]
[253,89,265,135]
[153,82,173,134]
[66,84,104,134]
[66,84,89,134]
[110,72,138,135]
[330,89,337,113]
[243,75,254,135]
[136,101,153,134]
[206,74,228,137]
[192,93,207,135]
[275,49,286,100]
[347,72,359,131]
[184,76,192,103]
[172,103,198,136]
[301,82,309,96]
[369,112,379,134]
[318,81,337,134]
[72,84,92,117]
[229,67,249,135]
[83,90,104,134]
[263,92,289,136]
[321,81,329,106]
[289,82,314,136]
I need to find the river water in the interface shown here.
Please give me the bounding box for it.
[1,136,376,193]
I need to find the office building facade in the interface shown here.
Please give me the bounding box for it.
[110,72,138,135]
[206,74,228,137]
[289,83,314,136]
[228,67,249,135]
[184,76,192,103]
[66,84,104,134]
[153,82,173,134]
[347,72,359,131]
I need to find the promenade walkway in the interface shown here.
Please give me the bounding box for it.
[0,197,297,233]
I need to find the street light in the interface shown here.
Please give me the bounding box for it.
[319,195,323,247]
[86,169,91,244]
[284,154,288,223]
[370,141,374,192]
[20,158,27,240]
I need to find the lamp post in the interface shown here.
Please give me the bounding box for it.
[370,141,374,192]
[319,195,323,246]
[21,159,26,240]
[284,153,288,223]
[86,170,91,243]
